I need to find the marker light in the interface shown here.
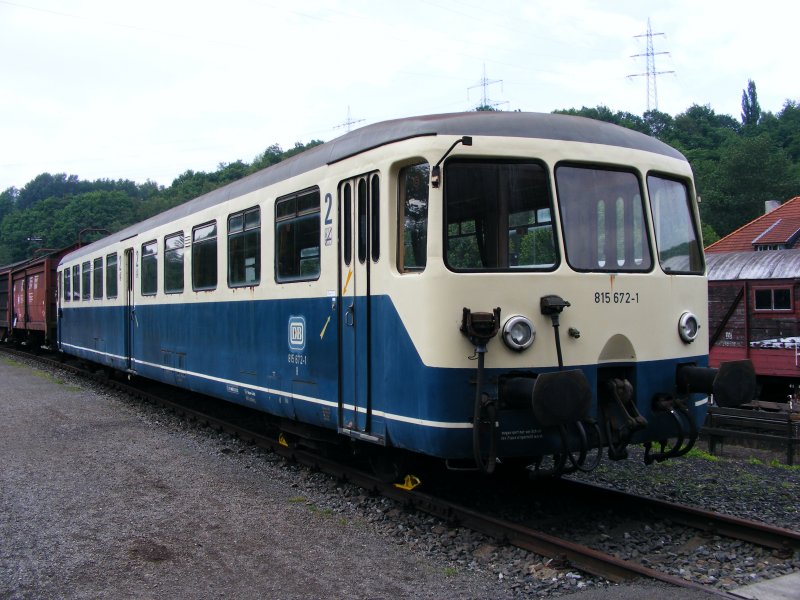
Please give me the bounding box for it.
[502,315,535,351]
[678,311,700,343]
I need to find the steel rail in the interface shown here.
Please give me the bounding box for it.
[553,478,800,554]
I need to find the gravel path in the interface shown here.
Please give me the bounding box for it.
[1,353,796,599]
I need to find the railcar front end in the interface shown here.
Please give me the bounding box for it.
[375,127,754,475]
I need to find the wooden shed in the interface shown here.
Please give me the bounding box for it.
[706,249,800,399]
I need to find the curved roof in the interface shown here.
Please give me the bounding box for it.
[706,249,800,280]
[62,111,686,264]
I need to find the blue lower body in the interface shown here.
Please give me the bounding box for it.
[59,295,708,460]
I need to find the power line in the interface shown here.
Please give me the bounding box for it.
[627,18,674,112]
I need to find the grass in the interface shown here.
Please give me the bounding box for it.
[288,495,338,518]
[685,447,720,462]
[443,567,459,577]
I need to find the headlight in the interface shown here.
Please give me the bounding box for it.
[502,315,535,351]
[678,311,699,343]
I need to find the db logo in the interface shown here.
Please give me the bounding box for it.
[288,316,306,352]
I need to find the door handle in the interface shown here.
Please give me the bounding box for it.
[345,303,355,327]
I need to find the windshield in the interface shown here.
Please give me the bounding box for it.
[444,159,557,271]
[556,165,652,272]
[647,175,704,274]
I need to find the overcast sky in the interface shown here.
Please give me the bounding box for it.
[1,0,797,192]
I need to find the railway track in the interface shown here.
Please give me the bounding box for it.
[3,346,797,598]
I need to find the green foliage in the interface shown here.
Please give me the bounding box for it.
[0,140,323,264]
[741,79,762,130]
[2,89,799,264]
[701,223,720,247]
[555,86,800,240]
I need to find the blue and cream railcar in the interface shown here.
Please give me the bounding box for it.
[57,112,753,475]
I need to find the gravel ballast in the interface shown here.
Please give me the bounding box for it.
[1,354,797,599]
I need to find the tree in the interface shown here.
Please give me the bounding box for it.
[16,173,81,210]
[700,133,799,236]
[741,79,761,130]
[642,109,674,140]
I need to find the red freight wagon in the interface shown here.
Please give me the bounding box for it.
[4,246,77,348]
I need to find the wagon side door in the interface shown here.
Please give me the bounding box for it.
[124,247,135,371]
[337,173,382,441]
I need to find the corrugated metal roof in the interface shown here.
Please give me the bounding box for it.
[61,111,686,265]
[706,249,800,280]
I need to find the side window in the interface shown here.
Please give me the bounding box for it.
[164,232,185,294]
[192,222,217,291]
[63,268,71,302]
[81,261,91,300]
[72,265,80,301]
[398,162,429,272]
[141,241,157,296]
[106,253,118,298]
[228,207,260,287]
[93,257,103,299]
[275,189,320,282]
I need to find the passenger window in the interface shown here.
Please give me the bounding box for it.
[228,208,260,287]
[72,265,80,301]
[63,268,71,302]
[398,162,429,272]
[275,188,320,282]
[106,253,118,299]
[192,222,218,291]
[141,241,157,295]
[81,261,91,300]
[93,257,103,299]
[164,232,185,294]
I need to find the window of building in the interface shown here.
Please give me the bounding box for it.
[93,257,103,299]
[141,241,157,295]
[63,268,71,301]
[81,261,91,300]
[754,287,792,311]
[398,162,429,272]
[192,222,217,291]
[446,159,557,271]
[106,253,118,298]
[72,265,80,301]
[228,208,260,287]
[164,232,184,294]
[275,189,320,282]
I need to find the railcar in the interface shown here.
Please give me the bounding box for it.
[57,112,753,477]
[1,247,75,347]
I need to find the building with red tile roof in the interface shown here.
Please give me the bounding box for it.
[705,196,800,253]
